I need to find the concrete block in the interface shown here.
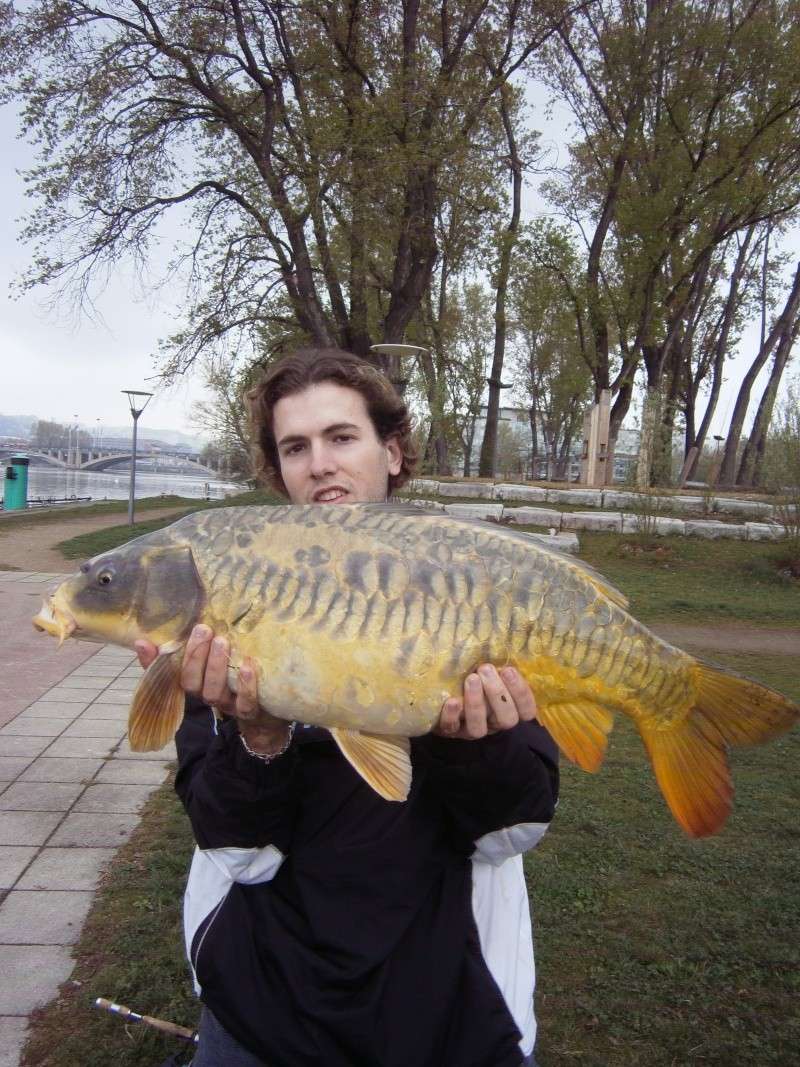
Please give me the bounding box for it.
[545,488,603,507]
[0,889,93,945]
[17,847,116,891]
[501,507,563,528]
[561,511,623,532]
[601,490,636,509]
[0,846,37,890]
[444,502,504,521]
[437,481,495,499]
[493,484,548,503]
[745,522,782,541]
[62,719,127,740]
[114,740,176,761]
[0,737,52,760]
[0,1016,29,1067]
[714,498,773,518]
[0,782,85,812]
[42,737,116,759]
[621,515,687,536]
[49,812,139,848]
[404,499,446,512]
[522,531,580,555]
[684,520,746,539]
[0,757,33,780]
[0,719,69,738]
[75,783,156,814]
[0,811,63,847]
[19,757,104,784]
[406,478,439,495]
[670,494,704,511]
[96,760,170,785]
[0,945,74,1014]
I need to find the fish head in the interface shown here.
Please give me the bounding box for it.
[33,540,204,651]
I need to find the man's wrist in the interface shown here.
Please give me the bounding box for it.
[238,721,294,761]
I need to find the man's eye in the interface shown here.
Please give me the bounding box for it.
[334,434,355,443]
[284,443,305,456]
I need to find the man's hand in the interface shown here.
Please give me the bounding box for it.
[134,626,290,752]
[434,665,537,740]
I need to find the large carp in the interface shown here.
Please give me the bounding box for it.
[33,504,797,836]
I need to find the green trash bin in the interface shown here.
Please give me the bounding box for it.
[3,454,29,511]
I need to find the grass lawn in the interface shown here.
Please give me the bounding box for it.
[20,523,799,1066]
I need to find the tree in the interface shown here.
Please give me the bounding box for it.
[540,0,800,484]
[2,0,573,384]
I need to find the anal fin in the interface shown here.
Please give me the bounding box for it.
[535,701,614,772]
[128,650,185,752]
[330,728,411,801]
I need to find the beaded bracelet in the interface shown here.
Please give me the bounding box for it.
[239,721,296,763]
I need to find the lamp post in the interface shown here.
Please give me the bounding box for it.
[122,390,153,524]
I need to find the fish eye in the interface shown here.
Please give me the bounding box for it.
[97,570,114,586]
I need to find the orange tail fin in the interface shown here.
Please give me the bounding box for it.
[640,663,798,838]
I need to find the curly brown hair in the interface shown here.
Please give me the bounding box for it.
[247,348,417,497]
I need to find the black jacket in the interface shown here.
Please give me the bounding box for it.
[175,701,558,1067]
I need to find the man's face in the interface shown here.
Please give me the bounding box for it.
[273,382,403,505]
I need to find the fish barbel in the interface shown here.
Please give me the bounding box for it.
[33,504,798,836]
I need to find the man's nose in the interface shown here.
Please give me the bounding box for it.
[309,441,336,478]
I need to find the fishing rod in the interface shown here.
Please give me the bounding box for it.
[94,997,199,1044]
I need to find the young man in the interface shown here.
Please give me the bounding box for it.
[138,348,558,1066]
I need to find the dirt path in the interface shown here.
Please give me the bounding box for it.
[0,507,190,572]
[647,622,799,656]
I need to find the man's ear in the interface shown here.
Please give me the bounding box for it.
[385,435,403,476]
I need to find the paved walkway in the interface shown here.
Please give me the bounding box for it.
[0,572,174,1067]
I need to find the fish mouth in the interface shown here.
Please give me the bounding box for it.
[32,597,77,648]
[312,486,350,504]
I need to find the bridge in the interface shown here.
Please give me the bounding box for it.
[1,448,218,477]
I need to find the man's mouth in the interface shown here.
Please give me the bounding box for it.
[313,487,349,504]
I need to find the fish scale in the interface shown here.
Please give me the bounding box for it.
[32,503,799,838]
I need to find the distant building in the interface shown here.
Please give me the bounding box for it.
[470,404,640,483]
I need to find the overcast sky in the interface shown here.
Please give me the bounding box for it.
[2,81,797,442]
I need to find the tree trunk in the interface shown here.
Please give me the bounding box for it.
[479,86,521,479]
[737,317,800,486]
[719,261,800,486]
[636,384,663,489]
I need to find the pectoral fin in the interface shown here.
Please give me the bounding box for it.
[128,650,185,752]
[330,728,412,801]
[535,701,614,772]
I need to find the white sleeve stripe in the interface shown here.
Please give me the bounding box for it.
[472,822,550,866]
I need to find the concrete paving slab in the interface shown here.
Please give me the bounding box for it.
[0,846,37,890]
[17,847,116,891]
[0,757,33,780]
[65,666,124,678]
[114,740,176,761]
[75,783,156,814]
[93,690,135,704]
[18,757,104,784]
[0,719,69,738]
[0,811,63,847]
[42,737,116,759]
[444,502,504,520]
[0,572,36,581]
[77,704,130,721]
[61,719,127,739]
[0,1016,29,1067]
[48,812,140,848]
[0,944,74,1013]
[55,675,113,690]
[14,702,84,719]
[0,737,52,759]
[96,760,170,785]
[0,889,93,945]
[0,782,85,812]
[103,680,139,694]
[32,688,100,704]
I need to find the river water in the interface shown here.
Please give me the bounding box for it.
[24,467,243,504]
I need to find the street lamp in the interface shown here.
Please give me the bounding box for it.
[122,390,153,524]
